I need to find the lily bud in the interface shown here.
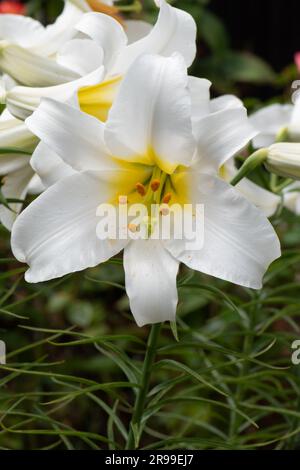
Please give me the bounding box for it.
[266,143,300,180]
[0,41,79,87]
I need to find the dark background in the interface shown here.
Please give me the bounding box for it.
[211,0,299,71]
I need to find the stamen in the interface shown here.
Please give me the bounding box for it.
[135,182,146,196]
[128,223,138,233]
[151,179,160,192]
[160,204,170,216]
[118,195,128,205]
[162,192,172,204]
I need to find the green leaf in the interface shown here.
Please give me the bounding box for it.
[200,10,230,53]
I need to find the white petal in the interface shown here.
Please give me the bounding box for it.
[124,240,179,327]
[28,1,83,57]
[0,111,37,150]
[0,151,32,175]
[0,43,80,87]
[11,171,127,282]
[57,38,104,76]
[188,76,211,120]
[193,106,257,173]
[165,173,281,289]
[112,0,196,73]
[249,104,293,148]
[210,95,244,112]
[222,160,280,217]
[289,98,300,139]
[26,98,113,172]
[283,182,300,214]
[30,141,76,189]
[75,12,127,70]
[124,20,153,44]
[67,0,90,12]
[105,54,195,173]
[6,65,105,120]
[0,15,44,47]
[0,160,33,230]
[27,174,45,195]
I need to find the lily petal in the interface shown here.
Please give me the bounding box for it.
[57,38,104,76]
[0,159,33,230]
[193,106,257,173]
[125,20,153,44]
[0,42,80,87]
[0,15,44,47]
[105,53,195,173]
[0,109,38,151]
[188,76,211,120]
[30,141,76,189]
[221,160,280,217]
[112,0,197,74]
[28,1,84,57]
[5,65,105,120]
[166,173,281,289]
[283,182,300,214]
[249,104,293,148]
[26,98,113,172]
[75,12,127,70]
[11,171,127,282]
[124,239,179,327]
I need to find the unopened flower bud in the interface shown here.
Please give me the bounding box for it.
[266,143,300,180]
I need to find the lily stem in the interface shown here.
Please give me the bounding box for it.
[230,148,268,186]
[126,323,161,449]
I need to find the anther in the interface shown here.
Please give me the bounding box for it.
[135,182,146,196]
[118,195,128,205]
[128,223,138,233]
[162,192,172,204]
[160,204,170,216]
[150,179,160,192]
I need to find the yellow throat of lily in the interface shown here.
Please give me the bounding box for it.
[78,75,122,122]
[109,163,190,238]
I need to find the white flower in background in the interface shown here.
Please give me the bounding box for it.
[200,95,281,217]
[3,0,197,120]
[0,65,104,229]
[249,102,300,148]
[0,0,126,86]
[0,109,39,229]
[250,101,300,214]
[265,143,300,213]
[11,54,281,327]
[0,0,197,229]
[0,1,85,86]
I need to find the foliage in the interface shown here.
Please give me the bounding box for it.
[1,199,300,449]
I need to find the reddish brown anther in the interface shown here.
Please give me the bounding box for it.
[162,192,172,204]
[136,182,146,196]
[150,179,161,192]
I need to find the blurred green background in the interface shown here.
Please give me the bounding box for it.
[1,0,300,450]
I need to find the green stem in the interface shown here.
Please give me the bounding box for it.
[126,323,161,449]
[230,148,269,186]
[118,1,142,13]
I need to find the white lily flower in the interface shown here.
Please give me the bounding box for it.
[0,1,85,86]
[0,64,104,229]
[1,1,196,230]
[4,0,196,120]
[190,91,281,217]
[250,101,300,214]
[0,0,125,86]
[11,54,281,327]
[267,143,300,180]
[249,103,296,148]
[0,109,38,229]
